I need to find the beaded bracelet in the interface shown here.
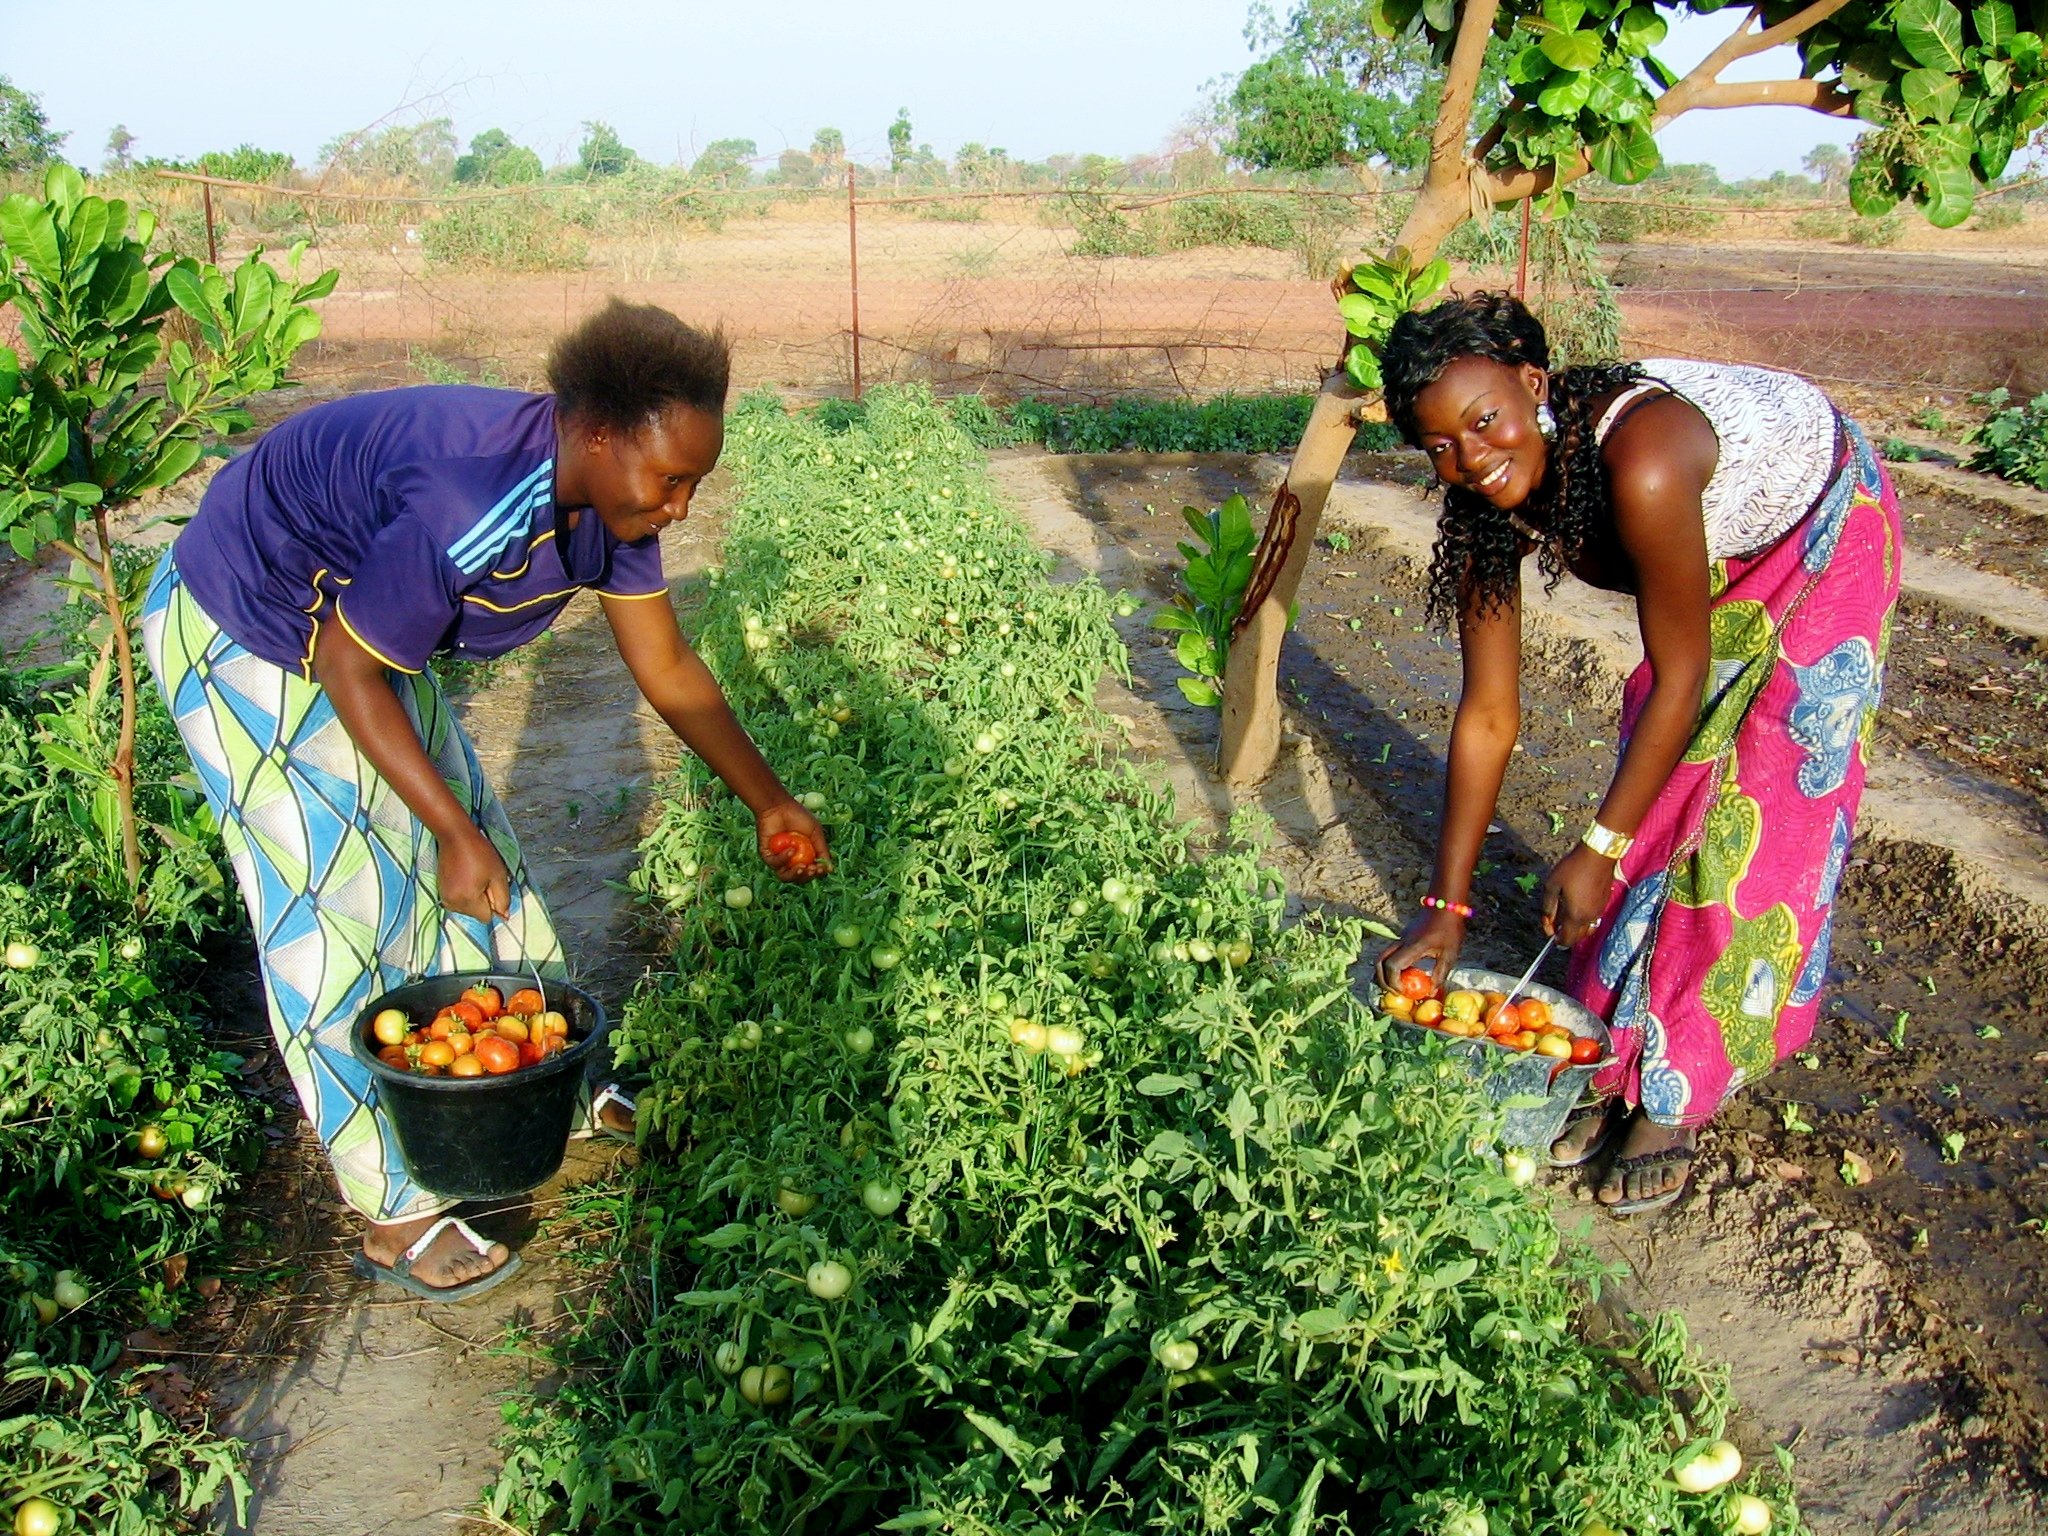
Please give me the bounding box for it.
[1421,895,1474,919]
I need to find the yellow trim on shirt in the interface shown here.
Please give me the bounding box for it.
[333,599,423,675]
[596,586,670,601]
[460,586,578,615]
[491,528,557,582]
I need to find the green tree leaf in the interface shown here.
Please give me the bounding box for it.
[1617,5,1668,55]
[1898,0,1968,70]
[1346,343,1384,390]
[1973,0,2016,49]
[1901,67,1963,120]
[1589,122,1660,183]
[1539,29,1606,71]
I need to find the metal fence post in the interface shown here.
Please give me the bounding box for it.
[847,165,863,401]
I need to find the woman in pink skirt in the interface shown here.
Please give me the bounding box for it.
[1376,293,1900,1215]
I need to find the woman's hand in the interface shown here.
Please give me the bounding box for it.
[440,825,512,921]
[1542,843,1618,948]
[758,799,830,883]
[1378,907,1466,992]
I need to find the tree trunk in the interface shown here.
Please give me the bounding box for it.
[1214,176,1475,786]
[1216,375,1363,784]
[90,510,145,899]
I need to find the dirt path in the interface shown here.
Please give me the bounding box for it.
[986,447,2047,1535]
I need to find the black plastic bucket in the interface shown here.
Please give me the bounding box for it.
[349,970,609,1200]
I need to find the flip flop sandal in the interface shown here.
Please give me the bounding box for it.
[1602,1145,1698,1217]
[1548,1096,1621,1169]
[575,1082,637,1144]
[351,1214,522,1303]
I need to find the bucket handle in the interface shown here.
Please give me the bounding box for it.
[491,911,548,1017]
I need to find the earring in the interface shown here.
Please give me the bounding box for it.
[1536,402,1557,440]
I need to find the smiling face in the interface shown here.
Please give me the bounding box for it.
[1410,356,1551,512]
[559,404,724,541]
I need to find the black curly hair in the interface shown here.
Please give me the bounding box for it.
[1383,292,1643,630]
[547,299,731,433]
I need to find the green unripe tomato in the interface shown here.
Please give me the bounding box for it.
[1153,1338,1199,1372]
[805,1259,854,1300]
[738,1363,791,1406]
[1727,1493,1772,1535]
[774,1183,818,1218]
[869,946,901,971]
[723,885,754,909]
[843,1026,875,1056]
[713,1341,744,1375]
[3,940,39,970]
[13,1497,63,1536]
[861,1180,903,1217]
[831,922,864,949]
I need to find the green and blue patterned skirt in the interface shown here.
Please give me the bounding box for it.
[142,552,567,1223]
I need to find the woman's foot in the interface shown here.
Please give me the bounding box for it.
[1549,1097,1621,1168]
[362,1212,511,1291]
[1596,1111,1698,1214]
[593,1082,636,1139]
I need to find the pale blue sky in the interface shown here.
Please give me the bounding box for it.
[5,0,1856,181]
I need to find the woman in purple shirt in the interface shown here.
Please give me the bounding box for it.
[141,301,825,1298]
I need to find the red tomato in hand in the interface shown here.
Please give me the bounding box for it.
[1396,967,1437,1002]
[766,831,817,871]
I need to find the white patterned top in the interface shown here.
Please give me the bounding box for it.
[1595,358,1838,561]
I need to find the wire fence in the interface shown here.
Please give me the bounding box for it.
[126,170,2048,407]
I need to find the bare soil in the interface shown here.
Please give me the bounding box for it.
[988,447,2048,1533]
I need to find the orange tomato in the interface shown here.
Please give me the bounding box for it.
[449,1054,486,1078]
[766,830,817,871]
[419,1040,455,1069]
[448,1000,485,1030]
[536,1034,567,1057]
[494,1015,530,1044]
[1510,1030,1536,1051]
[1484,1000,1522,1034]
[539,1010,570,1038]
[506,988,545,1016]
[1518,998,1553,1029]
[474,1035,520,1075]
[1481,991,1507,1012]
[447,1031,474,1056]
[1413,998,1444,1026]
[462,984,504,1020]
[376,1044,409,1069]
[427,1014,457,1041]
[1380,991,1415,1021]
[1396,967,1438,1002]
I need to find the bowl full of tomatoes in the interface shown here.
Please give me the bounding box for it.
[1376,962,1611,1153]
[351,971,609,1200]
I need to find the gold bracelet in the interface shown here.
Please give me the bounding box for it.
[1581,819,1634,860]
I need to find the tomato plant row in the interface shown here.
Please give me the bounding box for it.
[485,388,1805,1536]
[1,635,256,1529]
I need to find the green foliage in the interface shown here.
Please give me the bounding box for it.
[484,389,1806,1536]
[1153,495,1262,707]
[578,120,638,179]
[1067,191,1349,275]
[693,138,760,187]
[454,128,542,187]
[1846,209,1905,246]
[1790,207,1851,241]
[1973,195,2025,230]
[195,144,294,183]
[422,195,588,271]
[0,75,67,175]
[0,164,337,560]
[1368,0,2048,227]
[941,393,1400,456]
[0,1363,249,1531]
[1337,254,1450,389]
[888,109,914,174]
[1439,211,1620,366]
[318,117,457,186]
[1963,386,2048,489]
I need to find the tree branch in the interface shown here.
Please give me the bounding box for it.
[1419,0,1505,200]
[1738,0,1855,58]
[1686,78,1855,113]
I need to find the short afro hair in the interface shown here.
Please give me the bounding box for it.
[547,299,731,434]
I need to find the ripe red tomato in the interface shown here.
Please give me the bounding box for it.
[1569,1036,1602,1065]
[506,987,545,1016]
[1396,967,1437,1002]
[766,830,817,871]
[1485,1000,1522,1034]
[518,1038,545,1068]
[448,1000,485,1030]
[474,1035,520,1075]
[1519,998,1553,1030]
[462,984,503,1020]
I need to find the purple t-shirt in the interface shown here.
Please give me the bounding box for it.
[174,385,668,676]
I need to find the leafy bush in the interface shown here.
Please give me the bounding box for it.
[948,394,1400,455]
[422,195,589,271]
[483,388,1806,1536]
[1972,197,2025,231]
[1791,208,1849,241]
[1845,211,1904,247]
[1963,387,2048,489]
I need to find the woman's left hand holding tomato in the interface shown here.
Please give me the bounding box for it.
[1541,842,1618,949]
[758,798,830,882]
